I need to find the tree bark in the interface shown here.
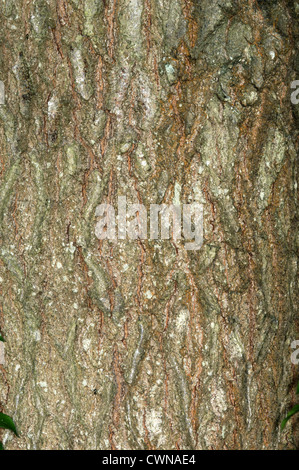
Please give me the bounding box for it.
[0,0,298,450]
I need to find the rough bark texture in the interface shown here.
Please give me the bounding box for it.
[0,0,298,450]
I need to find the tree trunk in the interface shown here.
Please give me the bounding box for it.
[0,0,298,450]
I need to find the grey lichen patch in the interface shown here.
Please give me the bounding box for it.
[29,151,49,254]
[241,85,259,106]
[111,288,125,324]
[0,106,16,144]
[59,144,80,199]
[0,0,15,17]
[75,170,112,312]
[164,61,178,86]
[169,307,189,346]
[226,21,252,61]
[70,43,93,101]
[210,379,228,417]
[64,319,77,355]
[83,170,105,231]
[119,141,132,154]
[225,330,245,362]
[65,144,79,176]
[83,0,101,37]
[118,0,144,58]
[0,248,24,283]
[0,159,21,224]
[156,169,169,202]
[195,97,240,185]
[47,92,59,120]
[125,318,149,385]
[216,69,234,103]
[85,255,111,312]
[133,143,152,178]
[82,110,107,146]
[82,0,105,49]
[257,128,287,211]
[197,244,219,274]
[30,0,53,40]
[144,408,164,446]
[169,355,195,449]
[136,71,158,130]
